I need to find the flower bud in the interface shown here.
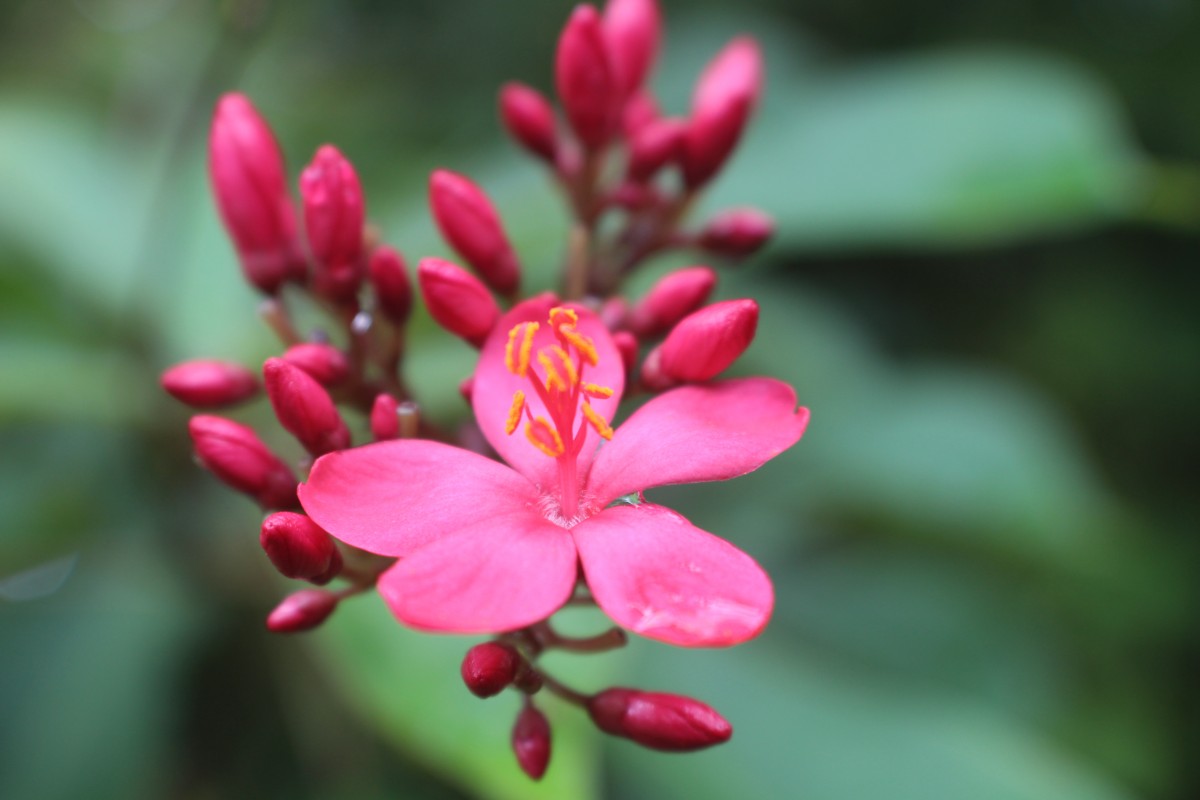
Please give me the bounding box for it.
[300,144,366,301]
[417,257,500,348]
[370,393,400,441]
[161,359,259,408]
[266,589,339,633]
[262,358,351,456]
[698,207,774,258]
[188,415,297,509]
[208,93,304,294]
[621,89,659,138]
[461,642,521,698]
[649,298,758,385]
[613,330,640,375]
[429,170,520,295]
[260,511,340,582]
[627,266,717,338]
[587,688,732,751]
[458,376,475,404]
[625,117,685,182]
[368,246,412,325]
[512,704,552,780]
[681,37,763,188]
[556,5,620,149]
[603,0,661,98]
[499,82,558,163]
[281,343,350,386]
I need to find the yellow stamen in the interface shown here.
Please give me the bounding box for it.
[537,350,567,392]
[504,391,525,435]
[525,418,564,457]
[504,322,538,377]
[549,307,578,329]
[549,345,578,386]
[582,382,613,399]
[582,403,614,440]
[561,328,598,366]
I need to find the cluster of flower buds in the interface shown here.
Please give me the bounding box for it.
[166,0,801,784]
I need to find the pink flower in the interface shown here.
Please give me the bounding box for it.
[299,295,808,647]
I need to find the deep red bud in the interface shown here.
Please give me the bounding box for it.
[368,245,412,324]
[613,330,640,375]
[188,415,297,508]
[161,359,259,408]
[656,298,759,383]
[262,358,351,456]
[603,0,661,98]
[698,207,774,258]
[556,5,620,149]
[628,266,717,338]
[266,589,339,633]
[458,376,475,403]
[587,688,732,751]
[208,93,304,294]
[499,83,558,163]
[260,511,339,581]
[621,89,660,138]
[370,393,400,441]
[681,37,763,188]
[417,257,500,348]
[461,642,522,698]
[512,704,552,780]
[281,343,350,386]
[429,170,521,295]
[300,145,366,301]
[626,117,685,182]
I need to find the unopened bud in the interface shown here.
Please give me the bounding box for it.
[300,144,366,302]
[161,359,259,408]
[626,117,685,182]
[263,358,351,456]
[512,703,552,780]
[461,642,521,698]
[698,207,774,258]
[627,266,717,338]
[458,376,475,403]
[188,415,297,509]
[681,37,763,188]
[613,330,639,375]
[429,170,521,295]
[556,5,620,149]
[649,298,758,385]
[499,83,558,163]
[368,245,412,325]
[370,393,399,441]
[587,688,732,751]
[621,89,659,138]
[417,258,500,348]
[281,342,349,386]
[603,0,661,98]
[208,93,304,294]
[266,589,339,633]
[260,511,340,582]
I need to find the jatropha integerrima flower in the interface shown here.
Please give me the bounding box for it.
[165,0,802,782]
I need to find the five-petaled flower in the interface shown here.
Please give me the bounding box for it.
[299,294,808,646]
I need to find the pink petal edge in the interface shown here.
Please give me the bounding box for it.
[299,439,536,557]
[587,376,809,505]
[573,503,774,647]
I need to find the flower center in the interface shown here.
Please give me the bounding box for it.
[502,306,614,522]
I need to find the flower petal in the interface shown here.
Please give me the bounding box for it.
[587,377,808,505]
[299,439,536,557]
[473,294,625,488]
[377,510,578,633]
[573,503,773,647]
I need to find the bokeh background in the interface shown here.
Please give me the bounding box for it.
[1,0,1197,798]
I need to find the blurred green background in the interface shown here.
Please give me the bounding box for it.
[1,0,1197,798]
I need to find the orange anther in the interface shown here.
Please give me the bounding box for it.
[525,417,564,457]
[504,390,526,435]
[582,403,614,440]
[549,307,578,329]
[505,322,539,377]
[537,350,567,392]
[582,382,613,399]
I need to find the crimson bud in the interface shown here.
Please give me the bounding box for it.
[499,83,558,163]
[625,117,685,182]
[208,93,304,294]
[627,265,717,338]
[188,415,297,509]
[266,589,339,633]
[603,0,661,98]
[370,393,400,441]
[681,37,763,188]
[587,688,732,751]
[417,257,500,348]
[429,170,521,295]
[281,342,350,386]
[368,245,413,325]
[645,298,758,386]
[555,5,620,149]
[161,359,259,408]
[698,207,774,258]
[512,703,552,780]
[262,358,351,456]
[613,330,639,375]
[461,642,522,698]
[621,89,659,138]
[260,511,340,582]
[300,145,366,301]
